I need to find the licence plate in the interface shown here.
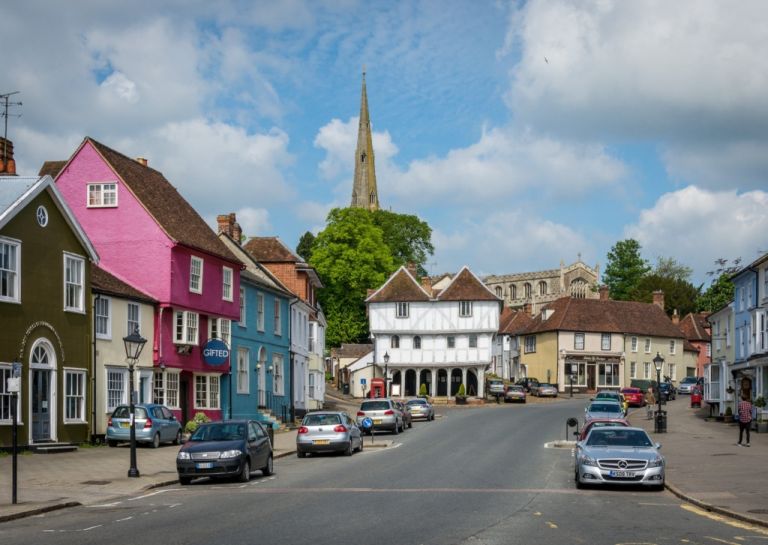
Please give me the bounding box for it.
[313,440,330,445]
[609,470,636,477]
[120,422,130,428]
[196,462,213,469]
[373,419,382,424]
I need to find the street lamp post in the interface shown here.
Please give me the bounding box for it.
[123,327,147,478]
[653,352,665,433]
[383,352,390,397]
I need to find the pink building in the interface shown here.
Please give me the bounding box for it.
[677,312,712,378]
[47,138,241,423]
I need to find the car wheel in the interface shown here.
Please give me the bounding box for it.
[179,476,192,486]
[107,440,118,447]
[393,423,400,435]
[358,437,364,452]
[297,451,306,458]
[344,442,353,456]
[173,431,182,445]
[151,433,160,449]
[408,419,413,429]
[239,459,251,482]
[261,455,273,476]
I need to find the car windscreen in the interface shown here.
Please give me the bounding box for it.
[539,383,554,388]
[507,386,523,392]
[112,406,147,419]
[680,377,697,384]
[191,423,246,442]
[360,401,390,411]
[303,414,341,426]
[586,429,653,447]
[589,403,623,414]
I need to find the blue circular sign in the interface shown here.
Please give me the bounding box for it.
[202,338,230,366]
[360,417,373,430]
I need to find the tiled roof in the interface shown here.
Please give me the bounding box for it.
[499,307,534,334]
[92,266,156,303]
[242,237,298,263]
[85,138,238,263]
[38,161,67,179]
[524,297,684,338]
[331,343,373,359]
[437,266,501,302]
[366,267,431,302]
[678,312,711,341]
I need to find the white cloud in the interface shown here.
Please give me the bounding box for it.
[625,186,768,284]
[233,207,272,237]
[663,141,768,190]
[100,71,140,104]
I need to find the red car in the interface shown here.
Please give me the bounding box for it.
[620,387,645,407]
[577,418,630,441]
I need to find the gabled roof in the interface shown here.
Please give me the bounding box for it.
[59,138,238,263]
[678,312,711,342]
[437,266,501,302]
[243,237,298,263]
[0,175,98,262]
[92,266,156,303]
[219,233,294,299]
[499,307,534,335]
[524,297,684,338]
[331,343,374,359]
[38,161,66,179]
[366,266,432,303]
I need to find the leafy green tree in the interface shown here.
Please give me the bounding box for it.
[310,208,396,346]
[628,274,701,317]
[695,258,740,312]
[602,239,651,301]
[296,231,316,262]
[372,210,434,275]
[653,257,693,282]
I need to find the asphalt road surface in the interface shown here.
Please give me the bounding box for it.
[2,398,767,545]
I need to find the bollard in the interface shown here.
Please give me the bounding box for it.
[566,417,579,440]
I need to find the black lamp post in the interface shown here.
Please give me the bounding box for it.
[123,327,147,478]
[653,352,665,433]
[383,351,390,397]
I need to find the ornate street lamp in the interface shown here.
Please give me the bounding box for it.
[123,327,147,478]
[383,351,390,397]
[653,352,665,433]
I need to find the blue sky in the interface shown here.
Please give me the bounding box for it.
[4,1,767,286]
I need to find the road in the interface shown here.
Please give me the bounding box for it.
[1,398,767,545]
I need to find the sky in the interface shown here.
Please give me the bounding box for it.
[3,0,767,287]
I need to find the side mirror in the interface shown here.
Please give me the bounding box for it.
[655,443,662,449]
[589,398,595,401]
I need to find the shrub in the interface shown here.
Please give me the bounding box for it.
[185,412,211,434]
[457,384,466,397]
[755,396,766,408]
[724,406,733,417]
[419,383,428,396]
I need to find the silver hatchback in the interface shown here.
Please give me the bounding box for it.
[356,398,404,434]
[406,398,435,421]
[296,411,362,457]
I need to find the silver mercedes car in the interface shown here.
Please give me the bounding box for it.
[574,426,665,490]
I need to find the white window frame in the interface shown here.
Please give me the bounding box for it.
[274,299,282,336]
[64,252,85,312]
[257,293,265,331]
[669,340,677,355]
[174,310,199,345]
[644,362,651,379]
[194,374,220,409]
[64,369,87,423]
[630,361,637,378]
[273,354,284,395]
[106,367,127,412]
[237,347,249,394]
[574,333,585,350]
[87,182,118,207]
[0,237,21,303]
[189,256,203,294]
[126,302,140,337]
[631,337,638,352]
[95,296,111,340]
[154,370,180,409]
[524,336,536,353]
[239,287,246,326]
[222,266,233,301]
[668,363,677,381]
[0,364,22,423]
[459,301,473,317]
[396,302,409,319]
[601,333,611,351]
[644,338,652,353]
[208,317,231,347]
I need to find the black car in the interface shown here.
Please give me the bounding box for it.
[516,377,540,393]
[176,420,273,485]
[658,381,676,401]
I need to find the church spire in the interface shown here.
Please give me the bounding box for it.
[350,67,379,210]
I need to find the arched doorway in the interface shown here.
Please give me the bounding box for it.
[437,369,448,396]
[30,338,56,442]
[419,369,432,396]
[450,368,463,396]
[467,369,478,397]
[392,370,402,397]
[405,369,417,397]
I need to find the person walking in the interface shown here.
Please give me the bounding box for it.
[645,387,656,420]
[737,394,753,447]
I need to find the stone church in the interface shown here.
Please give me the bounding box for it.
[349,69,380,211]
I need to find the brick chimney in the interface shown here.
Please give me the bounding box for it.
[420,275,432,296]
[406,262,418,278]
[217,213,236,236]
[135,157,148,167]
[672,309,679,324]
[598,285,610,300]
[523,302,533,316]
[231,218,242,243]
[652,290,665,311]
[0,137,17,176]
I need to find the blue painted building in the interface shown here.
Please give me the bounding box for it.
[217,217,293,427]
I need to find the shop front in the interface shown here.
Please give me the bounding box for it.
[562,355,623,394]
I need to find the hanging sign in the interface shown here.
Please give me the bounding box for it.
[202,338,230,366]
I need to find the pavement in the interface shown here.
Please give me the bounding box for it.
[1,393,766,529]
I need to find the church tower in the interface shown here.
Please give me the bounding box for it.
[350,68,379,210]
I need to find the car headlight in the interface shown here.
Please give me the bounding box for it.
[177,451,191,460]
[579,454,598,467]
[219,449,243,459]
[648,456,664,467]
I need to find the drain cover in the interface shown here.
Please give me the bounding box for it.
[748,509,768,515]
[81,480,111,485]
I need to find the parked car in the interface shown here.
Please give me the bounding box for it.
[516,377,540,393]
[574,426,665,489]
[534,383,558,397]
[678,376,699,394]
[592,390,627,414]
[504,385,527,403]
[107,403,182,448]
[584,401,625,422]
[658,381,676,401]
[394,400,413,429]
[487,379,505,400]
[620,387,645,407]
[356,398,404,434]
[406,398,435,420]
[577,418,630,441]
[176,420,273,485]
[296,411,362,457]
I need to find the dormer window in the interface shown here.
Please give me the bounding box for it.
[87,182,118,207]
[396,302,409,318]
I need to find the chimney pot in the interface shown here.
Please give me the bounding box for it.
[136,157,148,167]
[599,285,610,300]
[420,276,432,296]
[652,290,665,311]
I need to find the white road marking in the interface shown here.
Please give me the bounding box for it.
[91,501,123,507]
[82,525,102,531]
[116,517,133,522]
[128,489,173,501]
